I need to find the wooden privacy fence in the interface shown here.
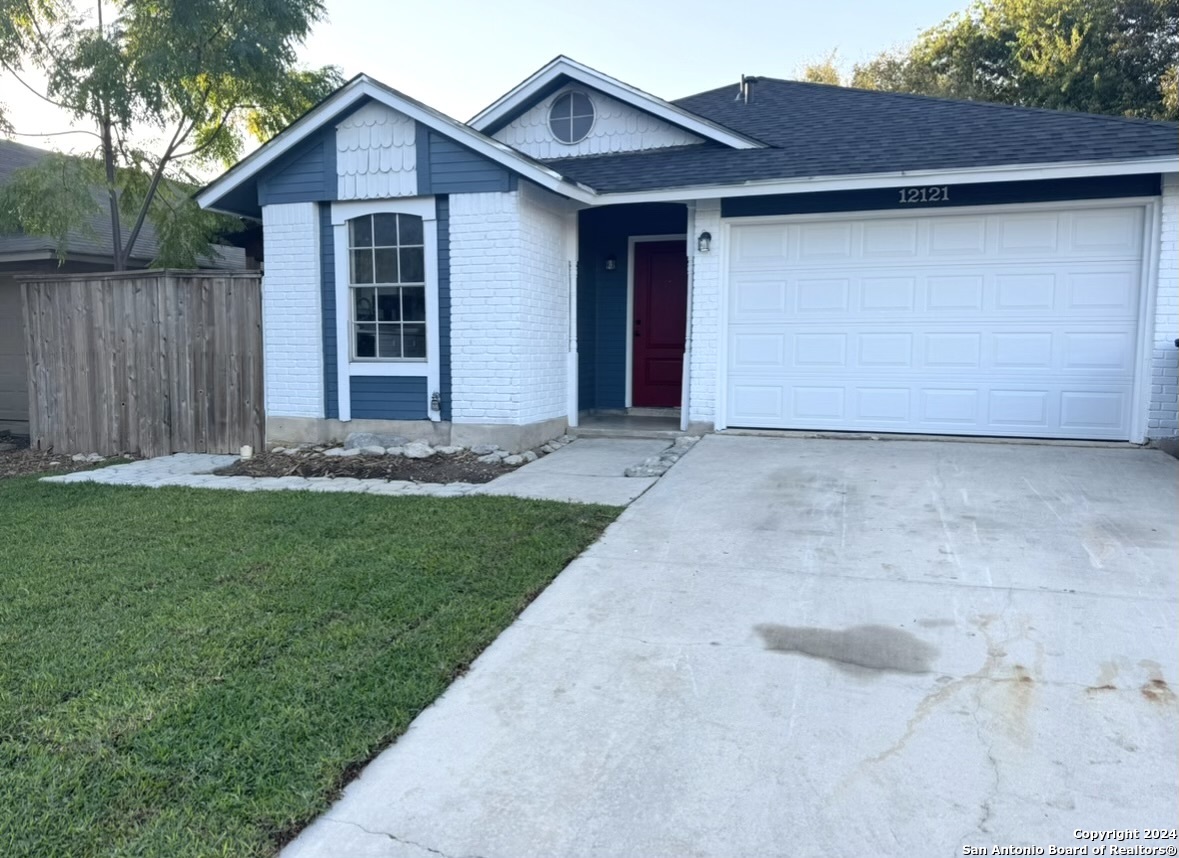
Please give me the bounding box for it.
[22,270,263,458]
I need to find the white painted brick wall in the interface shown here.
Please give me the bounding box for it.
[687,200,722,426]
[450,192,522,423]
[261,203,323,418]
[1148,172,1179,438]
[449,187,571,424]
[516,183,570,423]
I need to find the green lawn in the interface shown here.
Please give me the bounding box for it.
[0,476,618,857]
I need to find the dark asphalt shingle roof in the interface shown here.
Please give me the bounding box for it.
[0,139,243,267]
[543,79,1178,193]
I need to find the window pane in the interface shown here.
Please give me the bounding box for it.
[570,92,594,118]
[401,286,426,321]
[399,247,424,283]
[351,249,373,284]
[550,93,572,121]
[350,216,372,248]
[570,114,593,142]
[377,325,402,359]
[373,248,398,283]
[355,323,376,357]
[398,214,423,245]
[402,323,427,359]
[373,213,398,246]
[353,287,376,322]
[376,287,400,321]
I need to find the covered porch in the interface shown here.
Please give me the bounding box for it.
[574,202,700,434]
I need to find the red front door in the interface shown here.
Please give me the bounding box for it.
[632,240,687,407]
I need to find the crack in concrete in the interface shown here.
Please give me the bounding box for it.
[321,817,488,858]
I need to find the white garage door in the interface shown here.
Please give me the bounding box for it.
[724,205,1145,440]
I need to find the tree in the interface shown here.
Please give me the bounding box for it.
[801,49,844,86]
[0,0,342,268]
[848,0,1179,120]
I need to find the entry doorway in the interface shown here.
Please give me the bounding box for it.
[629,237,687,408]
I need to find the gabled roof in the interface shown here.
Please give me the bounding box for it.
[197,74,599,213]
[543,78,1178,195]
[0,139,240,267]
[469,55,765,151]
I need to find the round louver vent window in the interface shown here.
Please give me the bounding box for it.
[548,91,595,144]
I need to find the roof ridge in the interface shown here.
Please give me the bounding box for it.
[676,77,1179,129]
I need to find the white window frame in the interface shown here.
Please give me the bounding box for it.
[332,196,440,422]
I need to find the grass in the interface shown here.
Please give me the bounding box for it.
[0,476,618,857]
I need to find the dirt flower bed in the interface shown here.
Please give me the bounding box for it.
[214,449,518,484]
[0,436,131,480]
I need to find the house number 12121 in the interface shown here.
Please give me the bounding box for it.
[898,186,950,203]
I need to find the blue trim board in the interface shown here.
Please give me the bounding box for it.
[350,376,429,420]
[319,203,339,419]
[721,175,1163,218]
[436,195,452,422]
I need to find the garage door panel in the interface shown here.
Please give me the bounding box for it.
[724,207,1144,440]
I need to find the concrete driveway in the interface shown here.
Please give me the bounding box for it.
[284,435,1178,858]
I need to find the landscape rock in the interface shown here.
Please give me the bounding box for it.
[344,432,409,449]
[359,445,386,456]
[323,447,360,458]
[476,454,503,465]
[470,444,500,455]
[435,445,465,455]
[521,450,538,463]
[624,462,668,478]
[502,455,525,466]
[402,442,435,459]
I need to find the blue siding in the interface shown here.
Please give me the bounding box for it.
[319,204,338,419]
[259,128,337,205]
[427,132,513,193]
[436,196,452,422]
[415,124,433,195]
[350,376,429,420]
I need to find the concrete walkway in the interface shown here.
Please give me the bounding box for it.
[41,439,670,505]
[282,434,1178,858]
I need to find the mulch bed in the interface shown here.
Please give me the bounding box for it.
[214,450,517,484]
[0,436,130,480]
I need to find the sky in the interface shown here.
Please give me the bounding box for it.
[2,0,965,163]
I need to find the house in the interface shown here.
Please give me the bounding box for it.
[0,139,247,435]
[196,57,1178,451]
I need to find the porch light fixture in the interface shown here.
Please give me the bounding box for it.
[605,255,617,270]
[697,231,712,253]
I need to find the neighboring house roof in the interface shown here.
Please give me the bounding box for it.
[543,78,1179,194]
[469,55,765,150]
[197,58,1178,216]
[0,139,243,268]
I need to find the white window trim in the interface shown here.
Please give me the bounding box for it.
[332,197,440,422]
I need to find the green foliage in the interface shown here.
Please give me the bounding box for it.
[848,0,1179,119]
[0,478,619,856]
[0,153,101,262]
[1,0,343,268]
[801,49,844,86]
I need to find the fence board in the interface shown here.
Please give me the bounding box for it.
[21,270,263,457]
